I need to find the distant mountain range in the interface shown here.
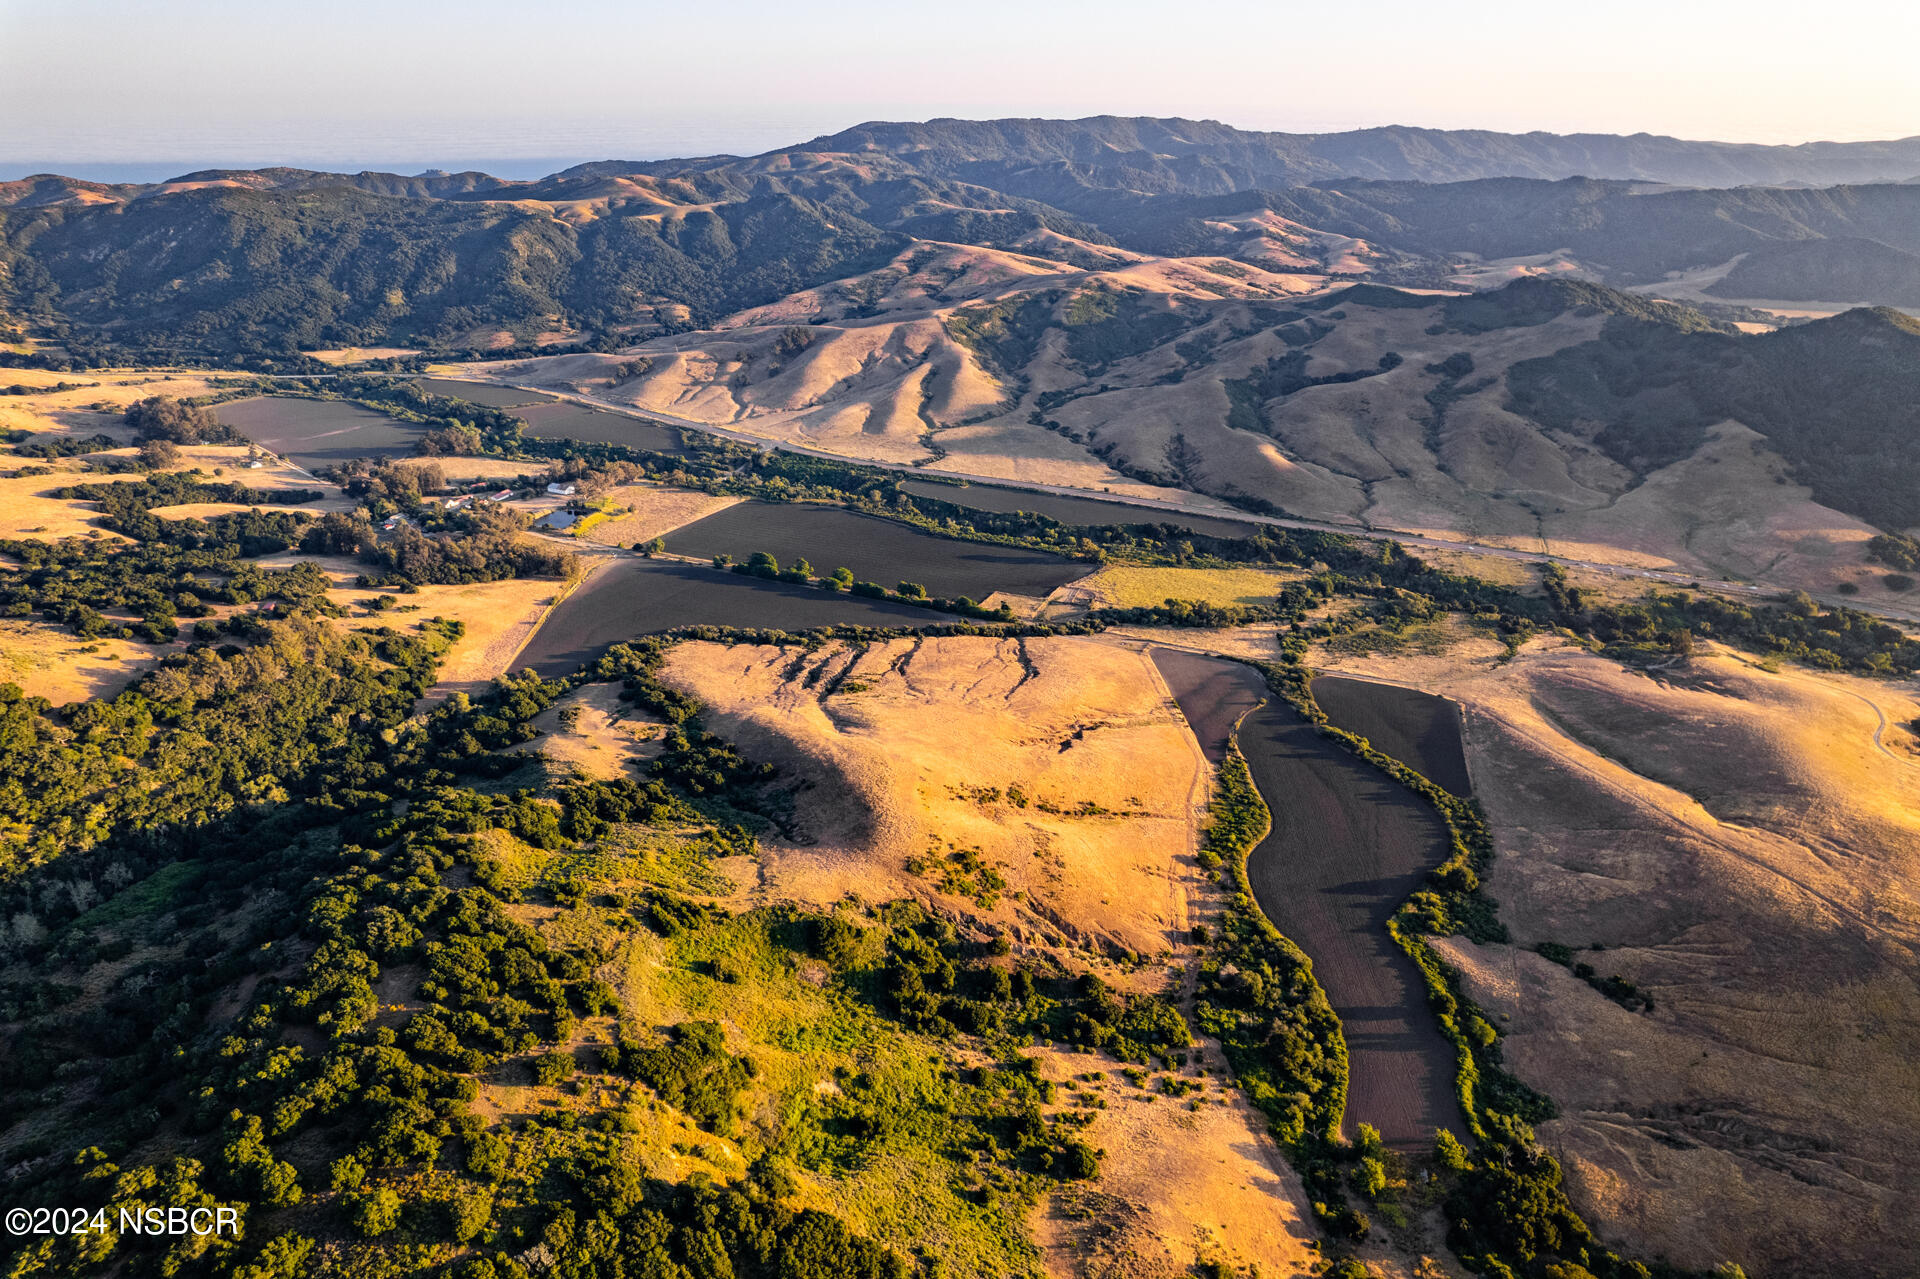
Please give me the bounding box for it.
[779,117,1920,189]
[18,116,1920,201]
[10,116,1920,359]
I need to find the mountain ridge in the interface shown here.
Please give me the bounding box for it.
[15,115,1920,200]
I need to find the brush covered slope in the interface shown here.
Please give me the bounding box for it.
[2,352,1916,1279]
[0,620,1306,1279]
[486,274,1920,598]
[19,118,1920,361]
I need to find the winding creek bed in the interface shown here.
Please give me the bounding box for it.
[1152,648,1469,1149]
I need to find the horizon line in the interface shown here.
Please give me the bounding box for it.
[10,114,1920,184]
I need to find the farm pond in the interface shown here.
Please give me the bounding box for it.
[1152,648,1470,1150]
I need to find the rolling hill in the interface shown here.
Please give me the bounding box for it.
[16,118,1920,361]
[6,123,1920,1279]
[481,273,1920,604]
[11,117,1920,583]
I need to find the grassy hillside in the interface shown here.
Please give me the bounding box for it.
[1510,302,1920,529]
[499,270,1920,592]
[2,363,1915,1277]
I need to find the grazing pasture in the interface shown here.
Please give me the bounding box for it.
[1079,564,1298,610]
[663,502,1087,600]
[900,479,1260,538]
[1312,675,1475,795]
[515,559,941,676]
[216,396,422,469]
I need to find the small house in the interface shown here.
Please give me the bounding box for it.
[546,482,577,496]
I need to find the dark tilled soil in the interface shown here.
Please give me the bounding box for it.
[516,558,941,677]
[513,401,689,455]
[1312,675,1474,795]
[1149,646,1267,762]
[900,479,1261,540]
[663,502,1086,601]
[216,396,424,469]
[412,379,555,408]
[1237,698,1469,1149]
[1156,650,1468,1150]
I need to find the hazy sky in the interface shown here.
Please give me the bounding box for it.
[5,0,1920,177]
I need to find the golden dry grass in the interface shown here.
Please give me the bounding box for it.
[303,347,423,366]
[468,281,1903,598]
[1313,639,1920,1277]
[352,574,587,695]
[145,502,264,520]
[1403,546,1543,592]
[249,550,590,695]
[0,618,156,705]
[0,370,232,429]
[658,634,1359,1273]
[1065,564,1302,610]
[520,682,666,780]
[924,421,1151,496]
[1099,626,1287,664]
[577,486,743,547]
[411,456,547,485]
[1029,1044,1319,1279]
[660,636,1207,958]
[0,466,135,540]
